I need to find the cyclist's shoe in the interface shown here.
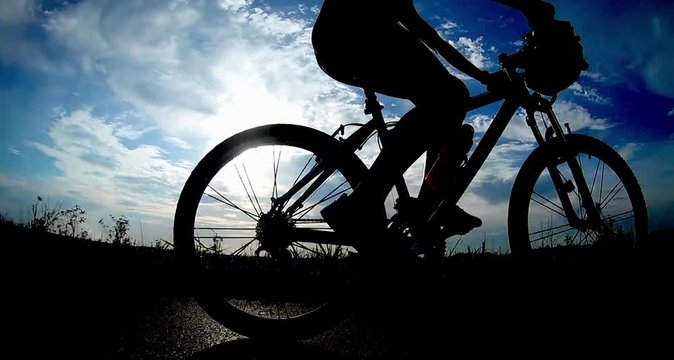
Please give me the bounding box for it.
[438,205,482,237]
[320,194,350,234]
[320,194,387,239]
[321,195,417,260]
[394,197,482,236]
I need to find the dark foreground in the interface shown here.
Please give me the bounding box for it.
[4,224,673,359]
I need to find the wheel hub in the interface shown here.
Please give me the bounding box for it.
[255,211,294,256]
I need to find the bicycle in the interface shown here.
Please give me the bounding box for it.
[173,54,648,339]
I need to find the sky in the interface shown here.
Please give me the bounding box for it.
[1,0,673,250]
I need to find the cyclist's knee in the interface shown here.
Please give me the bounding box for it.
[433,76,469,101]
[413,82,469,117]
[416,99,468,127]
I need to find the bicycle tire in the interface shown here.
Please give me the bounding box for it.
[174,124,369,339]
[508,134,648,255]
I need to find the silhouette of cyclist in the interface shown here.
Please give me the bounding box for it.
[313,0,553,247]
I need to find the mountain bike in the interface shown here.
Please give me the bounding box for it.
[173,55,648,339]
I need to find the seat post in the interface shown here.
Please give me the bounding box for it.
[363,88,382,116]
[362,88,412,200]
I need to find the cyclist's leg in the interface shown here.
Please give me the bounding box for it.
[322,27,470,232]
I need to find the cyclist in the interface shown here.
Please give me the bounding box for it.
[314,0,557,247]
[312,0,499,245]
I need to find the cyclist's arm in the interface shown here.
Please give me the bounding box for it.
[398,2,490,84]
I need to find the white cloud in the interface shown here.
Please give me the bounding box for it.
[437,20,461,39]
[245,7,306,36]
[41,0,365,153]
[219,0,253,12]
[448,36,494,71]
[668,108,674,117]
[0,0,36,24]
[553,100,611,131]
[473,142,534,185]
[163,137,192,150]
[8,147,21,156]
[568,82,611,105]
[581,71,607,83]
[570,2,674,98]
[113,123,153,141]
[468,100,609,143]
[1,0,388,241]
[30,109,192,226]
[616,142,641,161]
[441,20,459,30]
[0,0,68,73]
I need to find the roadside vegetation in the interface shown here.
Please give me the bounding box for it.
[1,195,171,250]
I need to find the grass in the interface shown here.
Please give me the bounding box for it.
[3,196,671,310]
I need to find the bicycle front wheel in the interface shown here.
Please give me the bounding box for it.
[508,134,648,254]
[174,124,369,339]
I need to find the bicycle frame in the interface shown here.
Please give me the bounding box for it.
[338,67,526,214]
[275,65,602,245]
[347,65,604,229]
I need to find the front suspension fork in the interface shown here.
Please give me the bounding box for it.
[530,101,604,231]
[548,153,604,231]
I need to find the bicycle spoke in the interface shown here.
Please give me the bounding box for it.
[231,238,258,256]
[604,210,634,223]
[242,163,263,216]
[291,241,330,258]
[529,222,574,237]
[570,228,582,245]
[235,164,261,216]
[180,126,365,327]
[194,237,209,252]
[293,179,351,220]
[530,224,577,243]
[272,147,281,200]
[292,154,317,188]
[599,182,625,210]
[194,227,257,237]
[580,229,595,245]
[206,185,258,221]
[283,164,337,218]
[585,231,599,245]
[590,156,601,197]
[599,161,606,205]
[531,191,566,218]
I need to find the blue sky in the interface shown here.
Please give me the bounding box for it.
[1,0,672,249]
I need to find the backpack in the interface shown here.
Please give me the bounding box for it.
[512,20,589,95]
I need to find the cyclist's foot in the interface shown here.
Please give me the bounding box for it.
[394,197,482,236]
[321,195,417,260]
[320,194,387,240]
[439,205,482,236]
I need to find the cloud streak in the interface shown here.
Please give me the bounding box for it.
[564,0,674,98]
[39,0,365,148]
[0,0,370,240]
[30,109,192,224]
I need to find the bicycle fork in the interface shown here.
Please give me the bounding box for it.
[529,102,604,231]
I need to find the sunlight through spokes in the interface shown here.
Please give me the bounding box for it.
[293,179,350,220]
[234,163,262,217]
[205,186,258,221]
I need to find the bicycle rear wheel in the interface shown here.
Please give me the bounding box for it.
[174,124,369,339]
[508,134,648,254]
